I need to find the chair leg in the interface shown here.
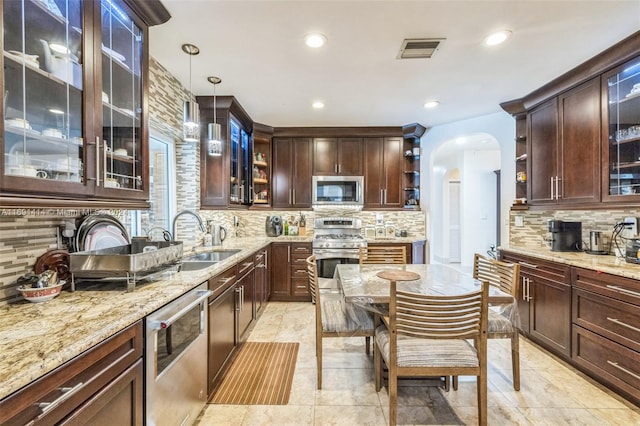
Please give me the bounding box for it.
[389,368,398,426]
[365,336,371,355]
[444,376,450,392]
[452,375,458,390]
[374,340,381,391]
[477,372,487,426]
[317,334,322,389]
[511,332,521,391]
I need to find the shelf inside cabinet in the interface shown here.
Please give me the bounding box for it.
[254,160,268,167]
[403,187,419,191]
[403,170,420,174]
[4,52,83,90]
[613,161,640,170]
[253,178,268,184]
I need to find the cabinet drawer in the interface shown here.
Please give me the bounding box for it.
[209,266,238,299]
[573,267,640,306]
[573,325,640,403]
[500,251,570,283]
[0,321,143,425]
[290,243,311,255]
[292,277,311,298]
[573,288,640,353]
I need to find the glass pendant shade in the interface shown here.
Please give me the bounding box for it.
[183,100,200,142]
[207,123,222,156]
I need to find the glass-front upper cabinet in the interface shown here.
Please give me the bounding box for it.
[99,0,145,194]
[2,0,86,189]
[603,56,640,202]
[229,115,252,205]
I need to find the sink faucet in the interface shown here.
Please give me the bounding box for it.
[146,226,172,241]
[172,210,206,242]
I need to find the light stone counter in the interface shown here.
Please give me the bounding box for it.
[499,244,640,281]
[0,237,271,401]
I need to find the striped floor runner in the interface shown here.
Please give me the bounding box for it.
[211,342,299,405]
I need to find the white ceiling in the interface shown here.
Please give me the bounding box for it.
[149,0,640,129]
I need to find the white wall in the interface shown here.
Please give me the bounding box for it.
[420,111,515,265]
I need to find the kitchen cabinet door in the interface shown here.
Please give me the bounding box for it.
[364,137,403,208]
[313,137,363,176]
[270,243,290,298]
[530,275,572,358]
[208,284,237,397]
[558,77,601,204]
[528,99,558,204]
[272,137,312,208]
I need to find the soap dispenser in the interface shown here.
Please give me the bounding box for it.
[204,221,213,247]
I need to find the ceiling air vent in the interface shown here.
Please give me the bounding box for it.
[397,38,445,59]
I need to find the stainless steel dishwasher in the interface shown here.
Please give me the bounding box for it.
[145,283,211,426]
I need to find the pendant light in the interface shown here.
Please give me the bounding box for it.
[207,76,222,156]
[182,43,200,142]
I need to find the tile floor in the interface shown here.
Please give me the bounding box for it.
[196,301,640,425]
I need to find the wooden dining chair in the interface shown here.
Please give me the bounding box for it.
[466,252,521,391]
[306,255,375,389]
[374,273,489,426]
[359,245,406,265]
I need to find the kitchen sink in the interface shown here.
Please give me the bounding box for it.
[179,261,219,271]
[182,249,241,263]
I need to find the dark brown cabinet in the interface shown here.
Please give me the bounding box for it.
[199,96,254,208]
[500,251,572,359]
[0,321,143,425]
[1,0,168,208]
[313,137,363,176]
[364,137,403,208]
[236,255,255,340]
[270,242,312,301]
[527,78,601,206]
[572,267,640,405]
[207,265,238,397]
[255,248,269,313]
[602,55,640,202]
[272,137,312,208]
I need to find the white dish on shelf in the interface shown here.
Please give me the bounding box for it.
[102,92,109,103]
[42,128,63,138]
[113,149,128,156]
[9,166,38,177]
[7,51,39,66]
[6,118,31,129]
[101,44,126,63]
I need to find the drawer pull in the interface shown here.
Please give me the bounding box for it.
[607,360,640,381]
[606,285,640,298]
[607,317,640,333]
[38,382,84,413]
[519,262,538,269]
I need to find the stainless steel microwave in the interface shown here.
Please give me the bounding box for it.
[312,176,364,206]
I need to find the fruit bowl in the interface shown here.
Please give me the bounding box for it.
[17,281,65,303]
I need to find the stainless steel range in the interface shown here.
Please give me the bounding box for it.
[313,217,367,278]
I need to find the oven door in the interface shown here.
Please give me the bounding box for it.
[145,283,212,426]
[313,249,360,278]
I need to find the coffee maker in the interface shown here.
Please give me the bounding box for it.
[548,220,582,252]
[265,215,283,237]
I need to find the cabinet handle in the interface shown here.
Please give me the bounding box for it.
[384,189,387,204]
[519,262,538,269]
[606,360,640,381]
[235,287,241,311]
[607,317,640,333]
[380,189,383,203]
[264,251,268,268]
[38,382,84,413]
[335,164,338,173]
[287,246,290,263]
[95,137,101,186]
[338,164,341,173]
[555,176,561,199]
[606,285,640,298]
[220,275,236,285]
[292,189,296,204]
[550,176,554,200]
[103,139,108,185]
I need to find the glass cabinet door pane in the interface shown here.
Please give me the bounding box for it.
[101,0,143,190]
[3,0,84,183]
[607,57,640,196]
[230,119,240,202]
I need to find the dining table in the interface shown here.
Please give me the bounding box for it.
[334,263,520,327]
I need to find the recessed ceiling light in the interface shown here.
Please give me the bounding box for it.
[424,100,440,109]
[312,101,325,109]
[305,33,327,48]
[483,30,512,47]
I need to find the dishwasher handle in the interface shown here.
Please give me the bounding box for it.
[151,289,212,330]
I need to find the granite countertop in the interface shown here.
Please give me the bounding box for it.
[499,244,640,281]
[0,237,270,401]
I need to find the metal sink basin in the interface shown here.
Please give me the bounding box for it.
[182,250,240,263]
[179,261,218,271]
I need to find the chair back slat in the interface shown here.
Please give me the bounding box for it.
[359,246,406,265]
[390,282,487,340]
[473,253,520,297]
[306,255,320,304]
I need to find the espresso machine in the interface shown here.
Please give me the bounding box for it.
[548,220,582,252]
